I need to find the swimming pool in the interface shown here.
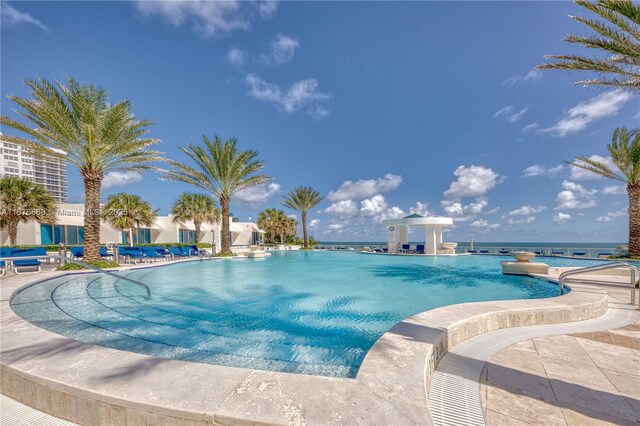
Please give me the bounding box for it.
[12,252,575,377]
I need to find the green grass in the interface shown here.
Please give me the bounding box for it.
[56,260,120,271]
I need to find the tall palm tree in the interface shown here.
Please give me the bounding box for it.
[569,127,640,256]
[162,136,270,255]
[170,193,220,243]
[536,0,640,91]
[281,186,323,248]
[102,193,157,246]
[0,77,162,261]
[0,176,57,245]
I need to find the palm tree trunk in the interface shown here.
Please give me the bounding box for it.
[628,184,640,257]
[194,220,201,243]
[302,211,308,248]
[220,196,231,254]
[82,172,102,262]
[7,219,18,246]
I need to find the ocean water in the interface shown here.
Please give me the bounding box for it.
[12,251,580,377]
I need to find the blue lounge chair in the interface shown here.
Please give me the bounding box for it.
[141,247,163,262]
[168,246,189,259]
[399,244,412,254]
[499,250,510,255]
[0,260,5,276]
[13,248,45,274]
[185,245,207,256]
[534,250,543,255]
[153,246,172,259]
[468,250,477,253]
[572,251,587,256]
[479,250,489,254]
[597,252,613,258]
[120,247,147,263]
[552,250,564,255]
[70,246,84,259]
[415,244,425,254]
[99,246,113,260]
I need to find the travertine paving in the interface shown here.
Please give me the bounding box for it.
[481,321,640,425]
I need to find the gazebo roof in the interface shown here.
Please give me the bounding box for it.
[382,215,453,227]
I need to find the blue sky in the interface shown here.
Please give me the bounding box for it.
[2,1,638,242]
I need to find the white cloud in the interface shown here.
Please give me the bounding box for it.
[596,208,628,222]
[224,47,247,67]
[327,173,402,202]
[485,207,501,215]
[505,216,537,226]
[470,219,500,230]
[443,165,502,200]
[540,91,633,137]
[553,212,582,225]
[308,219,320,229]
[522,123,540,132]
[408,201,429,216]
[521,164,564,178]
[102,172,142,189]
[234,182,280,206]
[244,73,331,119]
[326,221,346,233]
[442,199,489,221]
[603,185,626,195]
[505,205,547,216]
[503,70,542,87]
[133,0,277,38]
[260,34,298,66]
[494,105,530,122]
[1,2,49,32]
[324,200,358,217]
[555,181,597,209]
[359,195,405,223]
[570,155,617,180]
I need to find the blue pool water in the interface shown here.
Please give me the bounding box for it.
[12,252,580,377]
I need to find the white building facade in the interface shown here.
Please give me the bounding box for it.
[0,139,68,203]
[0,203,264,251]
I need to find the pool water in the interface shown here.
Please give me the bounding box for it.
[12,252,574,377]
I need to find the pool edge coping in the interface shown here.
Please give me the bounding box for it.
[1,268,609,425]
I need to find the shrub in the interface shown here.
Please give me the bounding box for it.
[57,260,120,271]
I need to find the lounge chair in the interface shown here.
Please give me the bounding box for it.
[415,244,425,254]
[141,247,164,262]
[479,250,489,254]
[468,250,477,253]
[399,244,412,254]
[499,250,510,255]
[121,247,147,263]
[168,246,189,259]
[534,250,544,255]
[552,250,564,255]
[597,252,613,258]
[13,248,45,274]
[572,251,587,256]
[185,245,207,256]
[70,246,84,260]
[99,246,113,261]
[153,246,172,259]
[0,260,5,276]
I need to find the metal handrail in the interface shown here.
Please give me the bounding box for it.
[558,261,640,296]
[1,254,151,299]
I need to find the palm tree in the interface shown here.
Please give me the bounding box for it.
[568,127,640,256]
[257,208,297,244]
[0,77,162,261]
[162,136,270,255]
[102,193,157,246]
[281,186,323,248]
[170,193,220,243]
[536,0,640,91]
[0,176,57,245]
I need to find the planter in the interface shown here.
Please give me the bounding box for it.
[511,251,536,262]
[440,242,458,250]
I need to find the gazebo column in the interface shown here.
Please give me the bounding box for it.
[387,226,398,253]
[424,225,436,255]
[398,225,409,246]
[435,225,443,250]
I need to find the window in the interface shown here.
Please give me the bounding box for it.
[136,228,151,244]
[41,224,53,245]
[179,229,197,243]
[40,224,85,245]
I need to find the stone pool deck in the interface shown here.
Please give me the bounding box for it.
[0,263,638,425]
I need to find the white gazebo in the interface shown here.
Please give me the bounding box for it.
[381,214,455,255]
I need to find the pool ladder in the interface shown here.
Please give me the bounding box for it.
[558,262,640,307]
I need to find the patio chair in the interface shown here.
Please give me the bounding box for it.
[572,251,587,256]
[168,246,189,258]
[415,244,425,254]
[185,245,207,256]
[597,252,613,259]
[123,247,147,263]
[141,247,163,262]
[467,250,477,253]
[399,244,412,254]
[99,246,113,261]
[70,246,84,260]
[479,250,489,254]
[552,250,564,255]
[13,248,45,274]
[153,246,172,259]
[498,249,510,255]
